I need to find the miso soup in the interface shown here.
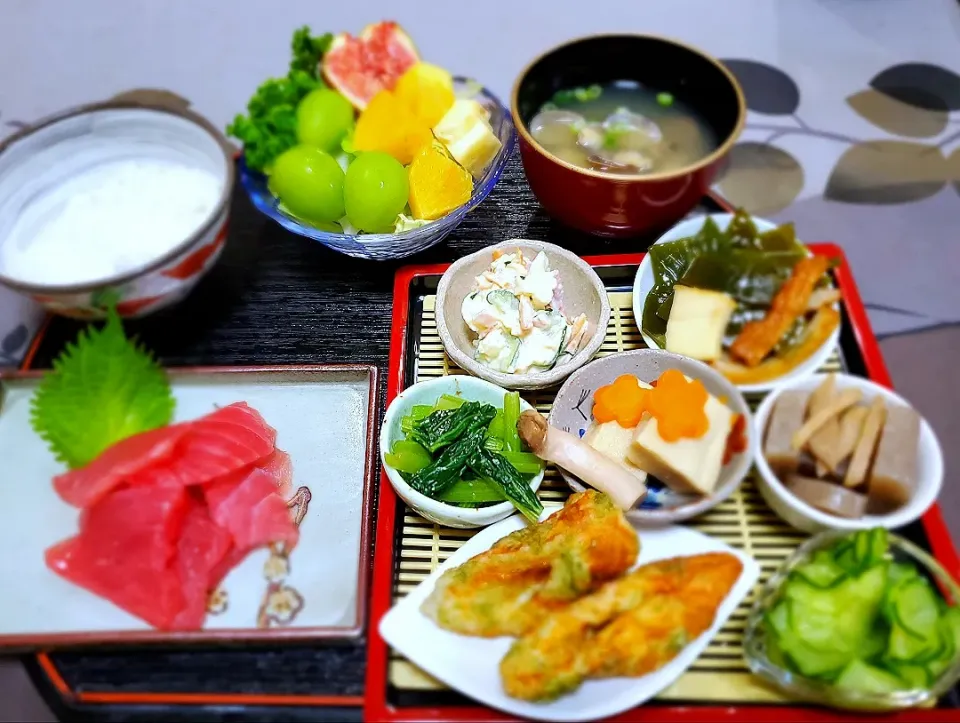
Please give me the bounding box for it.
[528,80,717,175]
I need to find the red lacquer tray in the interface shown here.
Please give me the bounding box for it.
[364,245,960,723]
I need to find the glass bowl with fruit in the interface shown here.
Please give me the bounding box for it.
[744,527,960,711]
[231,23,515,260]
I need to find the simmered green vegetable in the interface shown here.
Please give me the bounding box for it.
[502,391,522,453]
[761,528,960,695]
[468,447,544,523]
[408,426,487,497]
[383,440,432,474]
[409,401,496,453]
[386,390,545,517]
[437,477,508,505]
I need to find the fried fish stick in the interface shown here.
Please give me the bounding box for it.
[500,553,742,701]
[420,490,639,637]
[730,256,831,367]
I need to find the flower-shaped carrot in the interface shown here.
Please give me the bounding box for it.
[647,369,709,442]
[593,375,650,428]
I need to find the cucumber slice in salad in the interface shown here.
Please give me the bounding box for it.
[761,528,960,692]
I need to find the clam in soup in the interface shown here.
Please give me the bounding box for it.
[528,80,718,175]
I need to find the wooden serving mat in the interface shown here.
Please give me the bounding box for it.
[387,291,843,704]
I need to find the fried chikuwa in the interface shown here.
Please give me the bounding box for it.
[420,490,639,637]
[500,552,742,701]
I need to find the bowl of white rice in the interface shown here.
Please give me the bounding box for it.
[0,99,233,318]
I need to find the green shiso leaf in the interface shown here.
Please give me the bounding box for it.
[30,307,175,469]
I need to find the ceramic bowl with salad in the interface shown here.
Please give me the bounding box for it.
[633,211,841,393]
[745,528,960,711]
[231,23,514,261]
[435,240,610,391]
[380,376,546,528]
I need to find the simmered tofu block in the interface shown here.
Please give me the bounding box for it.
[585,421,647,483]
[627,394,734,496]
[665,286,737,362]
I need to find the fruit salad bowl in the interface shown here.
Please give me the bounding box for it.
[240,79,515,261]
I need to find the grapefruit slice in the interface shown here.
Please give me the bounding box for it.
[323,21,419,109]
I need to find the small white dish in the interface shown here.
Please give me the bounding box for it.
[632,213,841,394]
[380,375,544,528]
[753,373,943,534]
[435,239,610,391]
[379,508,760,722]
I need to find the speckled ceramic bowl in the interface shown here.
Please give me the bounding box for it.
[549,348,756,525]
[435,239,610,391]
[0,98,233,319]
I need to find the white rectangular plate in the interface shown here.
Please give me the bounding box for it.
[0,365,377,648]
[380,509,760,722]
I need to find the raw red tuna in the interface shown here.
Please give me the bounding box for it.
[134,403,277,488]
[201,448,291,512]
[260,449,293,496]
[170,499,233,630]
[46,401,298,631]
[53,424,189,508]
[206,468,299,552]
[45,484,189,630]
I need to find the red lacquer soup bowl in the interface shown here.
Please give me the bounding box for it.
[511,34,746,238]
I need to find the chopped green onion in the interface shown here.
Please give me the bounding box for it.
[657,92,674,107]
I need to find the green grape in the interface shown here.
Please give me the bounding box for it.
[344,152,409,233]
[296,89,355,154]
[269,145,345,225]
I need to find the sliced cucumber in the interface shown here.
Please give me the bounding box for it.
[893,579,940,640]
[888,622,943,663]
[795,549,847,588]
[835,659,905,694]
[486,289,520,315]
[887,663,933,690]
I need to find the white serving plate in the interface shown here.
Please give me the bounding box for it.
[632,213,841,394]
[379,507,760,722]
[0,365,377,648]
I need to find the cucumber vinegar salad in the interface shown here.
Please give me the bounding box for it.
[461,249,589,374]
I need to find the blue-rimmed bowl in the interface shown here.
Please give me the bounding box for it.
[547,348,755,526]
[240,78,516,261]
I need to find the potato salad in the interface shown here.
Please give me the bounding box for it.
[461,249,589,374]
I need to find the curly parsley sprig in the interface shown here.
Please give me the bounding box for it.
[227,26,333,173]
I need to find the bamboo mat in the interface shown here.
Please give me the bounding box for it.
[388,291,843,703]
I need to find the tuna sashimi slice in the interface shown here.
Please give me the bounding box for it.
[45,484,189,630]
[134,403,278,488]
[53,424,189,509]
[202,449,293,512]
[170,499,233,630]
[206,468,299,552]
[259,449,293,496]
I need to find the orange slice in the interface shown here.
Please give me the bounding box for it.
[407,144,473,220]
